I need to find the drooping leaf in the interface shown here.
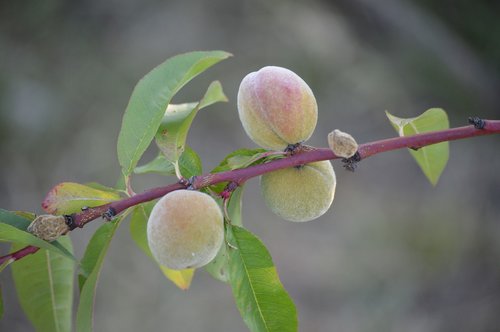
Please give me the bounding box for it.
[117,51,231,177]
[129,203,194,290]
[135,146,202,178]
[0,209,75,260]
[227,225,297,332]
[205,187,244,282]
[11,236,74,332]
[386,109,450,185]
[155,80,228,165]
[76,214,127,332]
[42,182,121,215]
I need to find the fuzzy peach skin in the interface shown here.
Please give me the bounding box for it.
[260,160,336,222]
[147,190,224,270]
[237,66,318,150]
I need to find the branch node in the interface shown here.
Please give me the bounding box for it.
[284,142,302,156]
[468,116,485,129]
[342,151,361,172]
[179,176,197,190]
[102,207,116,221]
[409,146,420,151]
[64,214,78,230]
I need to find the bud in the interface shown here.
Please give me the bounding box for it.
[28,215,69,242]
[328,129,358,158]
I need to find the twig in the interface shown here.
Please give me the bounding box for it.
[2,119,499,264]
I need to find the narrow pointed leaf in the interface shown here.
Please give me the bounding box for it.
[42,182,121,215]
[117,51,231,176]
[11,236,74,332]
[206,187,244,282]
[155,80,228,163]
[129,203,195,290]
[135,146,202,178]
[0,209,74,260]
[227,225,297,332]
[386,109,450,185]
[76,214,127,332]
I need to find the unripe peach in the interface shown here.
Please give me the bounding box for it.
[260,161,336,222]
[237,66,318,150]
[147,190,224,270]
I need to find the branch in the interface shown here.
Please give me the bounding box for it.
[2,119,500,264]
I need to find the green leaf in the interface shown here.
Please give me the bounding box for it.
[210,148,275,193]
[135,146,203,178]
[211,148,268,174]
[42,182,121,215]
[117,50,231,176]
[386,109,450,185]
[129,203,195,290]
[0,209,75,261]
[155,80,228,165]
[206,187,244,282]
[76,214,127,332]
[227,225,297,332]
[11,236,74,332]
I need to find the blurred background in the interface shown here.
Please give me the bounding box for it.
[1,0,499,331]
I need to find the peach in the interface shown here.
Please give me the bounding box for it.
[260,161,336,222]
[237,66,318,150]
[147,190,224,269]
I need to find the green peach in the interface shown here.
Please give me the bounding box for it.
[260,160,336,222]
[147,190,224,270]
[237,66,318,150]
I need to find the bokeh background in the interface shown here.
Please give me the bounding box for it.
[1,1,500,331]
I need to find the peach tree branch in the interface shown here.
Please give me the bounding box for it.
[2,119,499,264]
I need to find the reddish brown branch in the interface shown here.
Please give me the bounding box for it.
[2,119,500,264]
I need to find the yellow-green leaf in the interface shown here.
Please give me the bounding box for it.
[159,266,194,290]
[42,182,121,215]
[386,109,450,185]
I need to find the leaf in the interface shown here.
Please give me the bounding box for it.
[135,146,203,178]
[155,80,228,164]
[205,187,244,282]
[42,182,121,215]
[0,209,75,260]
[76,214,127,332]
[159,266,195,291]
[129,203,194,290]
[210,148,273,193]
[117,50,231,176]
[227,225,297,332]
[11,236,74,332]
[211,148,268,174]
[386,109,450,185]
[84,182,123,195]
